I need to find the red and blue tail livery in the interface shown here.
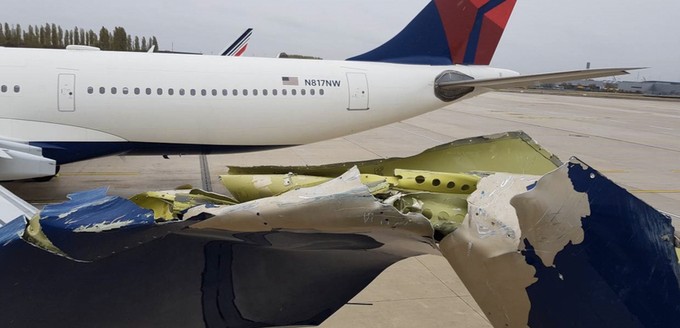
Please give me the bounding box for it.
[349,0,517,65]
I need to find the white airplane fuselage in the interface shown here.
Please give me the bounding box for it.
[0,1,632,182]
[0,46,516,163]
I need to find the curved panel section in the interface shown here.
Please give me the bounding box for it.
[0,119,126,142]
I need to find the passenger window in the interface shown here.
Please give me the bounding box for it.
[99,87,105,94]
[168,88,174,96]
[253,89,258,96]
[301,89,306,96]
[123,87,129,95]
[211,89,217,96]
[201,89,207,96]
[319,89,325,95]
[111,87,117,95]
[263,89,268,96]
[14,85,20,93]
[146,88,152,95]
[222,89,228,96]
[310,89,315,95]
[134,87,141,95]
[282,89,287,96]
[179,88,185,96]
[190,89,196,96]
[0,85,6,93]
[272,89,278,96]
[87,86,93,94]
[243,89,248,96]
[291,89,297,96]
[157,88,163,95]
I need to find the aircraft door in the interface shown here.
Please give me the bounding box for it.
[58,74,76,112]
[346,72,369,110]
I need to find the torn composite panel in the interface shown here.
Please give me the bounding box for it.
[0,167,436,327]
[221,131,561,236]
[225,131,561,177]
[1,131,678,327]
[441,158,680,328]
[26,187,163,261]
[191,167,434,237]
[129,188,238,221]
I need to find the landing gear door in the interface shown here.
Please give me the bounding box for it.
[346,72,369,110]
[58,74,76,112]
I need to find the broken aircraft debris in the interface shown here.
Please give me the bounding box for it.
[0,131,678,327]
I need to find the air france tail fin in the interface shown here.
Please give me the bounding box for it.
[221,28,253,56]
[348,0,517,65]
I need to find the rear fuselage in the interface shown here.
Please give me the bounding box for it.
[0,47,513,163]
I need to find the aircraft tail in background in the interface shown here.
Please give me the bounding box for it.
[221,28,253,56]
[348,0,517,65]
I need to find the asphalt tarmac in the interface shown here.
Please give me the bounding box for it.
[4,91,679,327]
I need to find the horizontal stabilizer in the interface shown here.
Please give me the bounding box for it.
[438,67,641,90]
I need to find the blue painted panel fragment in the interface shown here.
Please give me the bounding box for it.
[0,228,418,327]
[0,216,25,247]
[40,187,155,232]
[522,159,680,327]
[39,187,158,261]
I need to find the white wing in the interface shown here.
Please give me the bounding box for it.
[0,136,56,181]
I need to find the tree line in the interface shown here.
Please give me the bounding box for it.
[0,23,159,51]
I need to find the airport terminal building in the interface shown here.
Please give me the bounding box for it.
[616,81,680,96]
[538,79,680,97]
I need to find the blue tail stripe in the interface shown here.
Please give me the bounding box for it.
[463,0,506,65]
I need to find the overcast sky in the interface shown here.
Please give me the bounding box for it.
[3,0,678,81]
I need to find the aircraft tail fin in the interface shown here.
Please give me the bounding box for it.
[348,0,517,65]
[221,28,253,56]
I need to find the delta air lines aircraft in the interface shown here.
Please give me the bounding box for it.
[0,0,633,180]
